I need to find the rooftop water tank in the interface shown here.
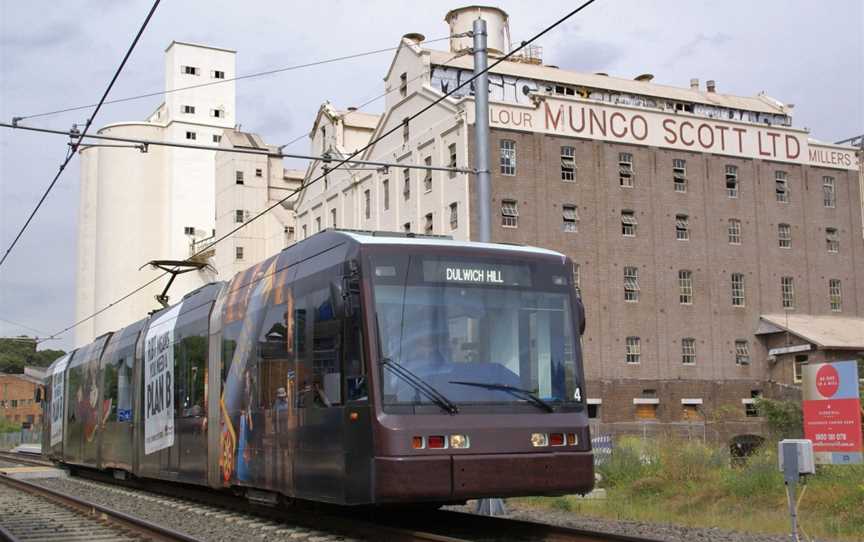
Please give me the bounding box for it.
[445,6,511,56]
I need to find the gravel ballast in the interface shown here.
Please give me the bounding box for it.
[30,476,359,542]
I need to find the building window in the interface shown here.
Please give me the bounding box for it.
[382,179,390,210]
[255,168,262,177]
[403,222,411,233]
[781,276,795,309]
[286,226,295,242]
[399,72,407,98]
[402,168,410,200]
[625,336,641,364]
[745,391,761,417]
[678,270,693,304]
[778,223,792,248]
[185,131,197,140]
[182,65,200,75]
[501,199,518,228]
[424,157,432,192]
[775,171,789,203]
[681,338,696,365]
[448,143,457,178]
[424,213,433,234]
[823,176,835,208]
[234,210,245,223]
[728,219,741,244]
[315,217,321,232]
[235,246,244,261]
[562,205,578,232]
[621,210,637,237]
[402,117,410,144]
[212,70,225,79]
[182,105,196,114]
[675,214,689,240]
[619,152,633,187]
[731,273,745,307]
[735,340,751,365]
[573,263,581,298]
[235,171,244,185]
[826,227,839,253]
[449,202,458,230]
[624,266,639,302]
[302,224,307,238]
[330,208,337,228]
[561,146,576,181]
[500,139,516,176]
[673,158,687,192]
[725,165,738,198]
[364,189,371,219]
[829,279,842,312]
[212,134,222,144]
[183,226,195,235]
[793,355,808,384]
[211,109,224,118]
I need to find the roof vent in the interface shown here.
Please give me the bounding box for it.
[706,80,716,93]
[690,78,699,90]
[594,72,608,77]
[402,32,425,44]
[347,107,358,112]
[634,73,654,83]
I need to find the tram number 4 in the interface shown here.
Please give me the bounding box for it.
[146,372,172,417]
[573,386,582,402]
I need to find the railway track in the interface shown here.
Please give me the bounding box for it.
[0,451,664,542]
[0,471,201,542]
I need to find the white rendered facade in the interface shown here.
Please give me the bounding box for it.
[75,42,235,346]
[213,130,303,278]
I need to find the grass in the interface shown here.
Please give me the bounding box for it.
[516,437,864,541]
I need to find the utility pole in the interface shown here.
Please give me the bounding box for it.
[472,17,492,243]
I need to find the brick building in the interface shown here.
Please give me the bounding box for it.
[0,369,45,428]
[293,6,863,443]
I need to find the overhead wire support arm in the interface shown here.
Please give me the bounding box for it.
[0,122,475,174]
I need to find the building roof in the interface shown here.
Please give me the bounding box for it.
[165,40,236,54]
[425,48,790,115]
[221,129,278,152]
[756,314,864,350]
[335,109,380,130]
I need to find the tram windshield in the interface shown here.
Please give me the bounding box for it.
[370,252,583,412]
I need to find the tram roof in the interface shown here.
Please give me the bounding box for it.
[332,229,566,258]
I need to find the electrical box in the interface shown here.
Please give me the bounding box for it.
[778,439,816,475]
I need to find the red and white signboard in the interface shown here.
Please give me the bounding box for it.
[802,361,863,465]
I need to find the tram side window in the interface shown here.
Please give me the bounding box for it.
[174,306,209,417]
[258,301,295,409]
[311,281,342,406]
[344,311,366,402]
[103,354,134,423]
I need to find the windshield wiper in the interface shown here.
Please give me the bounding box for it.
[449,381,554,413]
[381,358,458,415]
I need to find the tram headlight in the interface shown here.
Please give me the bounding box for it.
[449,434,470,449]
[530,432,549,447]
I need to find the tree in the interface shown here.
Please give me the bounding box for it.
[755,397,803,440]
[0,337,65,374]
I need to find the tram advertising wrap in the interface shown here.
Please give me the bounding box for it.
[49,353,71,447]
[144,302,183,455]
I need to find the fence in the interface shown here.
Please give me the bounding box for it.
[0,429,41,450]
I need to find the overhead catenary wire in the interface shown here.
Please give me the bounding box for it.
[38,0,600,343]
[0,0,162,269]
[13,36,452,122]
[0,317,47,336]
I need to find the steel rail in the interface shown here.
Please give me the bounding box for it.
[0,472,202,542]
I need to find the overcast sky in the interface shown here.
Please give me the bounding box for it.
[1,0,862,351]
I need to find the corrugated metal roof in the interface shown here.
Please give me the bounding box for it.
[757,314,864,349]
[427,49,788,115]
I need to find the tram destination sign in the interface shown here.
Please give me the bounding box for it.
[802,360,863,465]
[423,260,532,287]
[144,302,183,455]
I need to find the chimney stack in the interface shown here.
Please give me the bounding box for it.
[706,80,716,93]
[690,78,699,90]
